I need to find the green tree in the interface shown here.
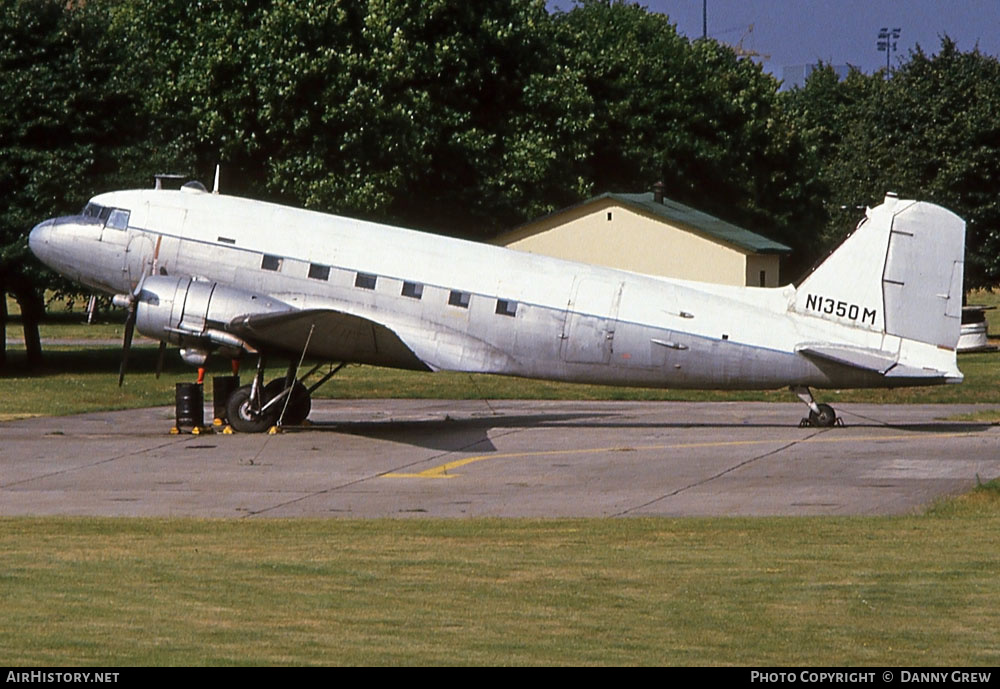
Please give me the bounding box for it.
[0,0,145,365]
[887,39,1000,288]
[785,39,1000,288]
[108,0,274,197]
[782,65,879,249]
[112,0,592,237]
[251,0,591,235]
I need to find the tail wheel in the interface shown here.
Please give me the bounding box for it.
[263,379,312,425]
[808,403,837,428]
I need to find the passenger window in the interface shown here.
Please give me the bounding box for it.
[355,273,377,290]
[261,254,282,271]
[448,290,470,308]
[309,263,330,281]
[496,299,517,317]
[401,282,423,299]
[106,208,129,230]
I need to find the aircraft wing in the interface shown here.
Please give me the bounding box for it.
[795,344,949,379]
[228,308,432,371]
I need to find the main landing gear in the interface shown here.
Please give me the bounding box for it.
[792,386,843,428]
[225,354,346,433]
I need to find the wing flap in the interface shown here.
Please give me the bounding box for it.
[228,309,431,371]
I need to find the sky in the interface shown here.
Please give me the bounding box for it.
[551,1,1000,82]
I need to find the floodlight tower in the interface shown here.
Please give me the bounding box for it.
[877,27,901,76]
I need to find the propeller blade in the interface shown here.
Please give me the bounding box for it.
[155,341,167,379]
[118,303,137,387]
[117,240,162,386]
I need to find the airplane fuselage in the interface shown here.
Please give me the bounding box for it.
[29,186,963,393]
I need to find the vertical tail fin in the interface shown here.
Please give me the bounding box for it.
[794,194,965,349]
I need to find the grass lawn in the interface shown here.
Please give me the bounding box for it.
[2,482,1000,666]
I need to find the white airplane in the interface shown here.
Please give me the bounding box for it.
[28,181,965,431]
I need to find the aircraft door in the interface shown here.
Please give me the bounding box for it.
[561,278,623,364]
[124,232,155,288]
[123,204,185,287]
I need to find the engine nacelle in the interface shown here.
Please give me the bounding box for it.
[134,275,291,354]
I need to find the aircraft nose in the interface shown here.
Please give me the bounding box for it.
[28,218,55,262]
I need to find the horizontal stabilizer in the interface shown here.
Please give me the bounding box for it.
[883,363,951,379]
[228,308,430,371]
[796,344,897,374]
[796,344,948,379]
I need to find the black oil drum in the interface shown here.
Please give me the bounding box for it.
[175,382,205,429]
[212,375,240,424]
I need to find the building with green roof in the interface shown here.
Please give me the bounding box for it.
[496,186,791,287]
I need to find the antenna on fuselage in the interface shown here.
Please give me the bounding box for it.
[213,165,221,194]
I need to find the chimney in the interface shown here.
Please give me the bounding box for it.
[653,181,665,204]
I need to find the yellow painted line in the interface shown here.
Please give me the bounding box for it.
[0,413,42,422]
[385,446,641,479]
[382,431,987,479]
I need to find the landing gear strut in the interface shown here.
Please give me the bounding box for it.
[792,386,843,428]
[223,352,346,433]
[224,353,274,433]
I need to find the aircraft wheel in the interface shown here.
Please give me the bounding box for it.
[808,403,837,428]
[226,385,279,433]
[263,379,312,425]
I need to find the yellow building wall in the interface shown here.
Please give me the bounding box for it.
[744,253,782,287]
[500,199,778,287]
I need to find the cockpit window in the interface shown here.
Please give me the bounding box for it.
[83,203,129,229]
[82,203,105,218]
[82,203,114,222]
[106,208,130,230]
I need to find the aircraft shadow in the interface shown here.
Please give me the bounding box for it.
[876,422,995,434]
[293,412,609,452]
[287,412,995,451]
